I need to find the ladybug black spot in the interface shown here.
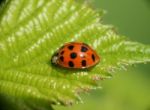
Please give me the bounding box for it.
[68,61,74,67]
[91,54,95,62]
[68,45,74,50]
[81,60,86,67]
[60,56,64,62]
[70,52,77,59]
[81,46,88,52]
[60,51,64,55]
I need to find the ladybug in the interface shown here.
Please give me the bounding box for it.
[51,42,100,69]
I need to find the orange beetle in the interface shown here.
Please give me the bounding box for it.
[51,42,100,69]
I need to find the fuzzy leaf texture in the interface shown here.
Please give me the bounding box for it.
[0,0,150,110]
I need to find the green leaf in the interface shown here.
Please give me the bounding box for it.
[0,0,150,109]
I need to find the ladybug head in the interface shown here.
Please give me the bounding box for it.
[51,52,59,65]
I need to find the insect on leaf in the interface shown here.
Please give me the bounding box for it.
[0,0,150,109]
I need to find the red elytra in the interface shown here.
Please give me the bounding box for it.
[51,42,100,69]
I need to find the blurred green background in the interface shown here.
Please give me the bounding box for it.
[55,0,150,110]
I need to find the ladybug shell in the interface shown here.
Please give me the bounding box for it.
[51,42,100,69]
